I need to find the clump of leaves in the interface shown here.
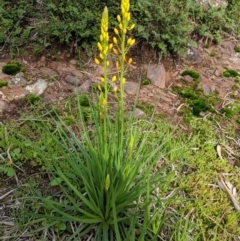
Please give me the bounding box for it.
[181,69,200,81]
[222,69,239,78]
[2,61,21,75]
[0,80,8,87]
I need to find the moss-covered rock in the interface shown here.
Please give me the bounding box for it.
[2,61,21,75]
[181,69,200,81]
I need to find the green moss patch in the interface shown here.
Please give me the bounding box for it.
[2,61,21,75]
[142,79,151,85]
[25,94,41,105]
[181,69,200,81]
[234,46,240,53]
[222,69,239,78]
[0,80,8,87]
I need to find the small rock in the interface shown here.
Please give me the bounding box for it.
[182,75,194,82]
[186,46,202,64]
[0,99,9,111]
[74,79,92,93]
[39,67,58,79]
[69,59,77,65]
[124,81,139,95]
[25,79,48,96]
[147,64,166,88]
[8,72,27,88]
[65,74,81,86]
[198,83,215,95]
[132,108,146,118]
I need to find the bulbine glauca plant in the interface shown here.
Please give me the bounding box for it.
[23,0,178,240]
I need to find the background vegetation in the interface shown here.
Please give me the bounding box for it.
[0,0,239,57]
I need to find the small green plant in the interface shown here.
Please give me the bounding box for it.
[181,69,200,81]
[25,94,41,105]
[0,80,8,87]
[2,61,21,75]
[221,107,234,118]
[20,2,181,240]
[142,79,151,85]
[234,45,240,52]
[222,69,239,78]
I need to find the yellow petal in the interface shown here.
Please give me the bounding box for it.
[128,58,133,65]
[117,14,121,22]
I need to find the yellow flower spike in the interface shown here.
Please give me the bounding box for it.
[116,61,119,68]
[117,14,121,22]
[105,174,110,192]
[113,86,118,93]
[95,58,100,65]
[130,38,136,46]
[113,37,118,44]
[101,6,108,31]
[122,77,126,84]
[100,77,105,83]
[112,75,117,82]
[128,58,133,65]
[129,24,135,30]
[109,43,113,50]
[113,48,118,55]
[119,23,123,30]
[114,28,119,35]
[98,84,102,91]
[99,53,104,59]
[106,61,110,67]
[97,42,103,52]
[103,99,107,106]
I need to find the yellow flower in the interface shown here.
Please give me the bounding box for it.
[97,42,103,52]
[112,75,117,82]
[98,84,102,91]
[113,86,118,93]
[113,48,118,55]
[129,24,135,30]
[103,99,107,106]
[100,34,103,41]
[123,28,127,34]
[99,53,104,59]
[116,61,119,68]
[117,14,121,22]
[119,23,123,30]
[114,28,119,35]
[113,37,118,44]
[100,77,105,83]
[106,61,110,67]
[109,43,113,50]
[127,12,131,22]
[128,58,133,65]
[105,174,110,192]
[127,38,132,46]
[95,58,100,65]
[122,77,126,84]
[129,38,135,46]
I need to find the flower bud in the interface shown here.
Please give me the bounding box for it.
[95,58,100,65]
[98,84,102,91]
[116,61,119,69]
[122,77,126,84]
[114,28,119,35]
[127,38,132,46]
[113,37,118,44]
[123,28,127,34]
[119,23,123,30]
[112,75,117,82]
[99,53,104,59]
[113,86,118,93]
[117,15,121,22]
[106,61,110,67]
[128,58,133,65]
[103,99,107,106]
[113,48,118,55]
[100,77,105,83]
[97,42,103,52]
[130,38,135,46]
[109,43,113,50]
[129,24,135,30]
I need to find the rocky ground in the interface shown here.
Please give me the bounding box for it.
[0,38,240,123]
